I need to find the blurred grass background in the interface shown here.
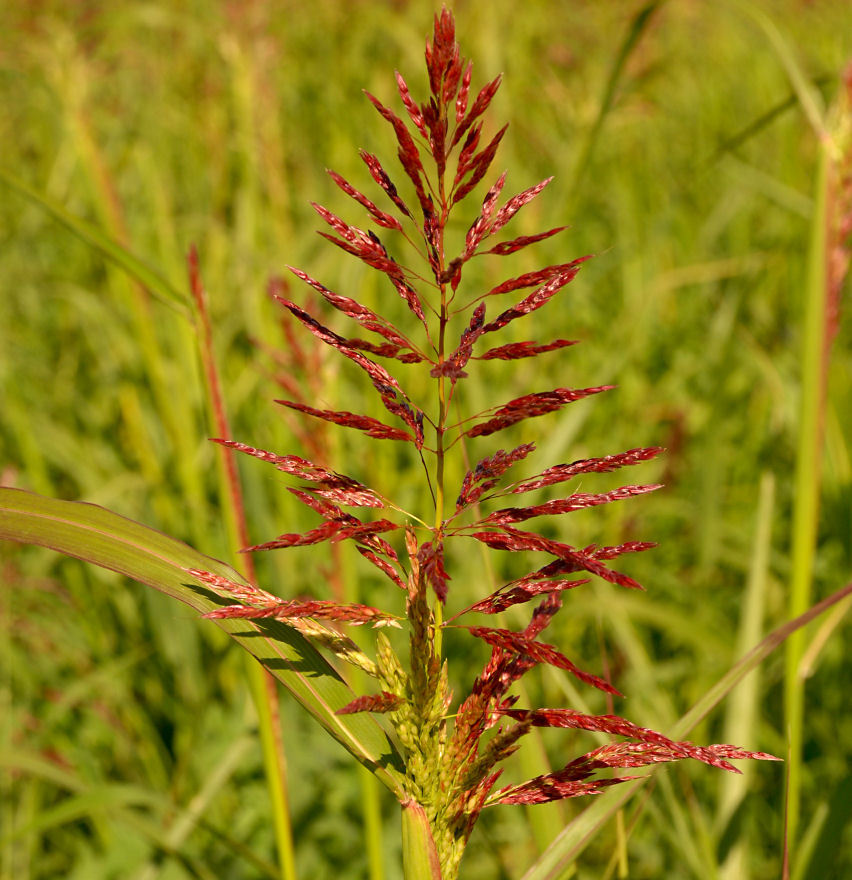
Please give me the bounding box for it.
[1,0,850,878]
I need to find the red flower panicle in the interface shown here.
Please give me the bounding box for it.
[204,9,776,876]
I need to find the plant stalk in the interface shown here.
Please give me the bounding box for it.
[783,133,831,852]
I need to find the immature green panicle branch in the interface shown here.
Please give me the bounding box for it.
[187,8,779,877]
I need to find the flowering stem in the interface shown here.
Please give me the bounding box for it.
[433,177,450,642]
[434,317,447,643]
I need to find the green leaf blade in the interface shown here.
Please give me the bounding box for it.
[0,168,190,315]
[0,487,405,798]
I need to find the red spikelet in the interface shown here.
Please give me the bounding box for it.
[271,297,425,443]
[453,124,509,205]
[454,124,482,186]
[278,271,419,360]
[588,541,658,560]
[479,264,584,335]
[286,488,348,520]
[425,7,457,96]
[476,258,591,302]
[331,519,401,545]
[466,386,614,438]
[456,443,537,510]
[475,339,577,361]
[486,226,569,256]
[272,297,403,391]
[495,708,689,747]
[211,439,382,505]
[395,71,428,140]
[418,540,450,603]
[356,546,407,590]
[456,598,565,737]
[203,599,399,628]
[511,447,665,494]
[451,74,502,149]
[523,593,563,639]
[245,521,344,552]
[463,172,507,257]
[359,149,413,218]
[460,578,590,616]
[489,177,554,237]
[432,303,486,379]
[468,526,644,590]
[455,61,472,123]
[311,208,415,288]
[277,400,414,442]
[327,169,404,231]
[495,775,629,806]
[311,202,375,245]
[460,177,556,260]
[340,337,424,363]
[364,91,433,218]
[465,626,621,696]
[388,275,428,326]
[315,228,406,281]
[336,691,405,715]
[302,484,387,509]
[507,544,653,591]
[494,736,780,805]
[481,484,662,525]
[185,568,279,606]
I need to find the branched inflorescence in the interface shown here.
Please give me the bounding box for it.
[189,9,777,877]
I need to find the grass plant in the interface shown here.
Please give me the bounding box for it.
[2,2,851,878]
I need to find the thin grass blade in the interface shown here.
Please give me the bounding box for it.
[569,1,664,197]
[0,168,189,315]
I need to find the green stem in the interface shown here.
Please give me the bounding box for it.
[360,764,386,880]
[783,133,831,851]
[433,171,451,643]
[248,667,297,880]
[434,315,447,644]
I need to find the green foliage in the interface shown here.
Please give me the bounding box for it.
[2,1,850,878]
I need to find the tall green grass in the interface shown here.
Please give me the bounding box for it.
[2,1,850,877]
